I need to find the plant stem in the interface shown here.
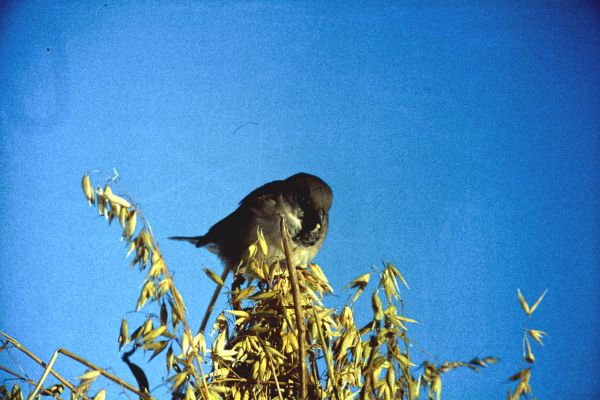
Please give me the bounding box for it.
[311,306,341,400]
[59,348,151,398]
[280,217,308,400]
[0,365,56,396]
[28,349,59,400]
[257,337,285,400]
[0,331,85,399]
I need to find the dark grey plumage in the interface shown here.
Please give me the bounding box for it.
[170,172,332,333]
[170,172,333,270]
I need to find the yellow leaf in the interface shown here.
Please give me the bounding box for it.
[397,315,418,324]
[483,356,499,364]
[171,372,187,390]
[245,244,257,261]
[103,184,112,197]
[232,287,255,303]
[310,263,327,282]
[93,389,106,400]
[352,287,365,303]
[124,210,137,239]
[96,187,107,218]
[118,206,129,229]
[409,375,421,399]
[256,227,268,256]
[126,241,136,258]
[382,270,398,302]
[185,383,197,400]
[10,383,22,400]
[143,325,166,342]
[217,349,238,361]
[388,262,410,289]
[203,267,224,286]
[431,375,442,400]
[529,289,548,315]
[105,191,131,208]
[524,337,535,363]
[225,310,250,318]
[250,291,277,301]
[158,279,171,296]
[347,273,371,289]
[335,331,354,361]
[517,289,530,315]
[136,280,155,311]
[82,175,95,205]
[528,329,547,346]
[194,333,206,354]
[507,368,530,382]
[141,229,154,250]
[181,332,190,355]
[149,257,166,278]
[77,369,101,382]
[140,318,154,336]
[118,318,129,349]
[166,345,174,373]
[372,291,384,321]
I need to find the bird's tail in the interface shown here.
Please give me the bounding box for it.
[169,235,209,248]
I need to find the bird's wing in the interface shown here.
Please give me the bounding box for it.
[239,179,284,206]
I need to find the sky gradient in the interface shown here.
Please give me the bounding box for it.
[1,2,599,398]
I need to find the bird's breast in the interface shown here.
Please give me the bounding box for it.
[289,242,321,266]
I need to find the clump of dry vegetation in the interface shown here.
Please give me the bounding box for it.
[0,174,547,400]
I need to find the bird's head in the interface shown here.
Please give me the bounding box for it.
[285,173,333,229]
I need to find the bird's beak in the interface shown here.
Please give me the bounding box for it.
[318,208,327,227]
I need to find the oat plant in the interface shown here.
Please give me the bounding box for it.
[0,173,548,400]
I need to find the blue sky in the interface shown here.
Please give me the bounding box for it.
[1,1,599,398]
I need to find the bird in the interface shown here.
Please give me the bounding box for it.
[170,172,333,332]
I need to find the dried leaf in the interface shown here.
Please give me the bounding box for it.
[77,369,101,382]
[104,190,131,208]
[118,318,129,349]
[387,262,409,289]
[347,273,371,302]
[256,227,268,256]
[166,345,174,374]
[126,241,136,258]
[517,289,530,315]
[82,175,95,205]
[157,303,167,327]
[203,267,224,286]
[347,273,371,290]
[185,384,197,400]
[141,229,154,250]
[528,329,547,346]
[124,210,137,239]
[372,291,384,321]
[397,315,418,324]
[10,383,22,400]
[529,289,548,316]
[119,206,129,229]
[171,372,187,390]
[225,310,250,318]
[524,336,535,363]
[507,368,530,382]
[92,389,106,400]
[232,287,256,303]
[148,340,169,362]
[143,325,166,342]
[136,280,156,311]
